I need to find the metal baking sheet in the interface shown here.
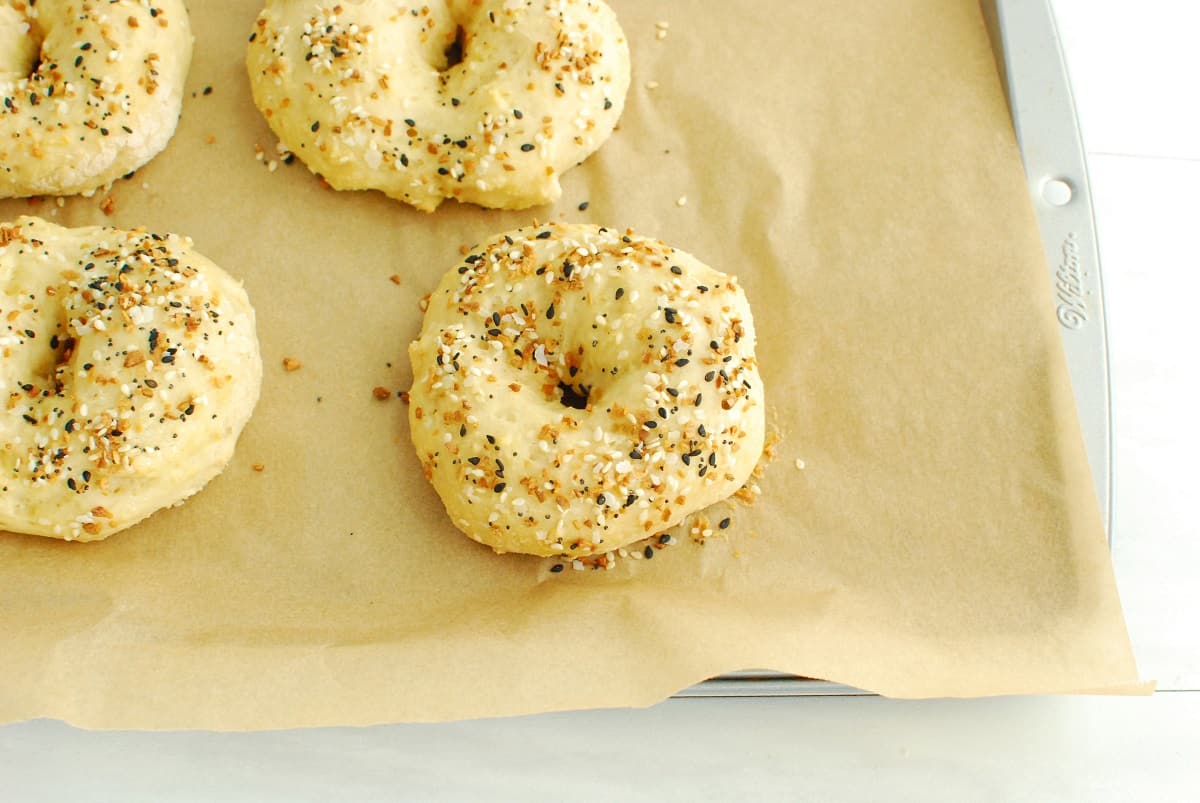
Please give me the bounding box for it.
[685,0,1111,699]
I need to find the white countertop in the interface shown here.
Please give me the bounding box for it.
[3,1,1197,799]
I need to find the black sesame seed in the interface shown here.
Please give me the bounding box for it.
[670,265,683,275]
[546,303,555,320]
[604,98,613,110]
[719,517,731,530]
[615,288,625,300]
[659,534,671,544]
[520,143,535,152]
[629,450,642,460]
[674,358,689,367]
[310,121,320,132]
[705,371,716,382]
[578,201,589,211]
[494,483,506,493]
[550,563,565,573]
[643,546,654,559]
[513,109,523,119]
[625,494,637,507]
[468,457,481,465]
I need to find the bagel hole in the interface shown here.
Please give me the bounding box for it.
[31,333,74,390]
[442,25,467,69]
[25,45,42,76]
[8,18,43,77]
[557,382,591,411]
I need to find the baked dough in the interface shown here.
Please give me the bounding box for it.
[408,223,766,557]
[247,0,630,211]
[0,216,261,541]
[0,0,193,198]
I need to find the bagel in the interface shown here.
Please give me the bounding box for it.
[0,216,261,542]
[247,0,630,211]
[408,223,766,557]
[0,0,193,198]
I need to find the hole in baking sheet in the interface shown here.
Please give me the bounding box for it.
[442,25,467,69]
[557,382,590,410]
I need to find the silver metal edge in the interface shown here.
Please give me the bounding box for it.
[683,0,1110,699]
[990,0,1113,540]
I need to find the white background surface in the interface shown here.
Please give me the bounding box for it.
[2,1,1198,799]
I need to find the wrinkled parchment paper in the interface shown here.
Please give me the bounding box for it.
[0,0,1144,729]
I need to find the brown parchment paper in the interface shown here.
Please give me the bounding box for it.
[0,0,1145,729]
